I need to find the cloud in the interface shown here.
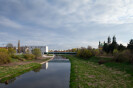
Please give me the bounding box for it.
[0,16,22,29]
[0,0,133,49]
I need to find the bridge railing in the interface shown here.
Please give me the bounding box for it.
[44,52,77,54]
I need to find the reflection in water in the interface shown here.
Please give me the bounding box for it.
[4,77,16,85]
[33,66,42,73]
[42,62,48,69]
[0,57,70,88]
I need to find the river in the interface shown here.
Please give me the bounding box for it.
[0,56,71,88]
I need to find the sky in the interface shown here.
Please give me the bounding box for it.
[0,0,133,50]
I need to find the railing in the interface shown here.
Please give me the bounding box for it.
[44,52,77,54]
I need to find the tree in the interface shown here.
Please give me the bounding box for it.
[0,48,8,53]
[32,48,41,59]
[6,43,13,48]
[118,44,126,51]
[127,39,133,53]
[109,42,118,53]
[0,48,11,64]
[103,43,109,53]
[113,49,118,56]
[8,48,16,55]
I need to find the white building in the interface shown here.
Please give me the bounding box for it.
[27,46,48,55]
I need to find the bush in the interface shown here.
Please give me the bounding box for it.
[0,48,8,53]
[24,54,35,60]
[8,48,16,55]
[11,55,25,61]
[113,49,118,56]
[114,50,132,62]
[76,47,93,59]
[32,48,41,59]
[92,49,100,56]
[0,52,11,64]
[11,55,21,59]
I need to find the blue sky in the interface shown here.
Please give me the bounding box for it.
[0,0,133,50]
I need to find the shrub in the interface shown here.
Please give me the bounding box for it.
[92,49,100,56]
[11,55,21,59]
[113,49,119,59]
[8,48,16,55]
[0,52,11,64]
[114,50,132,62]
[11,55,25,61]
[24,54,35,60]
[32,48,41,59]
[113,49,118,56]
[0,48,8,53]
[76,47,93,59]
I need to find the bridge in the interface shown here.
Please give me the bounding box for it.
[44,52,77,54]
[49,59,70,63]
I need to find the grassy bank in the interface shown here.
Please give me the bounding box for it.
[0,58,51,83]
[64,55,133,88]
[0,63,41,83]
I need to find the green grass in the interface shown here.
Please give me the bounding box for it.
[0,63,41,83]
[89,57,133,76]
[64,55,133,88]
[46,54,54,56]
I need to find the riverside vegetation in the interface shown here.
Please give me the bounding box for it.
[0,48,50,83]
[64,38,133,88]
[64,55,133,88]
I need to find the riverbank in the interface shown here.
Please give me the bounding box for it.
[0,57,52,83]
[64,55,133,88]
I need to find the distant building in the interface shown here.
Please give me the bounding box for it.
[107,36,111,44]
[98,41,104,49]
[98,36,117,49]
[27,46,48,55]
[112,36,116,43]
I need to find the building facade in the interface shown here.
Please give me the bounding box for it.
[27,46,48,55]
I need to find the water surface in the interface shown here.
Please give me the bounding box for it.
[0,56,70,88]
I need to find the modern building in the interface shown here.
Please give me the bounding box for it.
[27,46,48,55]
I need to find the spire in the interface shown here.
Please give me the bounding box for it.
[107,36,111,44]
[113,35,116,43]
[98,41,101,48]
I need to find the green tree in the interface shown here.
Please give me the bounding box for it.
[113,49,118,56]
[110,42,118,53]
[8,48,16,55]
[32,48,41,59]
[118,44,126,51]
[0,48,8,53]
[127,39,133,53]
[0,48,11,64]
[103,43,109,53]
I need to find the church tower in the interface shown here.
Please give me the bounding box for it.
[98,41,101,48]
[107,36,111,44]
[112,36,116,43]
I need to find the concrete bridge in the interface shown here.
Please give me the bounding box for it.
[44,52,77,54]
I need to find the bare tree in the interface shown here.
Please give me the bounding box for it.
[6,43,13,48]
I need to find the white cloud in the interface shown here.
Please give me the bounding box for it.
[0,16,22,29]
[0,0,133,49]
